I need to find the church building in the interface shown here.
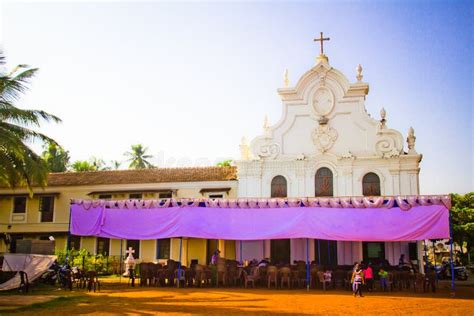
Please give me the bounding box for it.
[237,35,422,267]
[0,35,423,268]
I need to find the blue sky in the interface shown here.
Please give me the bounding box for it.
[1,1,472,194]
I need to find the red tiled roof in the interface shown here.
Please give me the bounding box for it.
[44,166,237,187]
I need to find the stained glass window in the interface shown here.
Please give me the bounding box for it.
[315,167,333,197]
[362,172,381,196]
[271,176,287,198]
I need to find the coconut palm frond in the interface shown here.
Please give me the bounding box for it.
[0,52,60,191]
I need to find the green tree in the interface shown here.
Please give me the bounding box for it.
[110,160,121,170]
[71,160,96,172]
[90,156,107,170]
[0,52,60,191]
[41,141,70,172]
[124,144,154,169]
[216,159,233,167]
[71,157,108,172]
[451,192,474,263]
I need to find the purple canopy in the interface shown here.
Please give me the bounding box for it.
[70,197,450,241]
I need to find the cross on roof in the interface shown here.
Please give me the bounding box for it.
[126,247,135,256]
[313,32,330,55]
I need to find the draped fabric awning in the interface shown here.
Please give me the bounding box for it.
[70,195,451,241]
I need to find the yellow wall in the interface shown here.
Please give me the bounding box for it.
[187,238,207,266]
[170,238,182,263]
[55,235,67,250]
[110,239,124,256]
[225,240,236,260]
[140,240,155,261]
[81,237,96,254]
[0,198,10,224]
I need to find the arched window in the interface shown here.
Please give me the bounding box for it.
[315,167,333,197]
[271,175,287,198]
[362,172,381,196]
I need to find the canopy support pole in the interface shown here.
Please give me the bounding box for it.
[239,240,243,264]
[306,238,310,291]
[66,205,72,265]
[119,239,123,283]
[177,237,183,288]
[157,239,161,261]
[327,240,331,266]
[449,210,455,297]
[317,240,321,265]
[432,240,437,282]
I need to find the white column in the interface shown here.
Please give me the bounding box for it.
[241,240,264,261]
[337,241,345,265]
[417,240,425,274]
[264,240,271,259]
[309,239,315,262]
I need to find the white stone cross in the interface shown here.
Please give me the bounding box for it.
[124,246,136,275]
[126,247,135,257]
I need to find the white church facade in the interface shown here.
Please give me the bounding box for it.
[236,48,423,267]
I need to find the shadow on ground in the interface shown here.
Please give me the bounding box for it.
[1,279,473,315]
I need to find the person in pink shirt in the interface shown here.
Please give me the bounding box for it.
[364,263,374,292]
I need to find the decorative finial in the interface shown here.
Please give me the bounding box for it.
[239,137,251,160]
[263,115,269,131]
[380,107,386,128]
[407,127,417,154]
[314,32,330,63]
[284,69,289,87]
[356,64,363,82]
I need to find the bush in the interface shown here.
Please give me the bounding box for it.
[54,248,122,275]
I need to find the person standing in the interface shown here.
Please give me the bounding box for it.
[379,268,388,291]
[351,264,365,297]
[211,249,221,265]
[364,263,374,292]
[210,249,221,286]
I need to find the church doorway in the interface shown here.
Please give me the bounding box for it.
[363,242,385,264]
[271,239,290,264]
[314,239,338,266]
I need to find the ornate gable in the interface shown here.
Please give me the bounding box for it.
[249,57,405,160]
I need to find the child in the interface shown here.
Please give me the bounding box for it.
[379,268,388,291]
[351,264,365,297]
[364,263,374,292]
[323,270,332,284]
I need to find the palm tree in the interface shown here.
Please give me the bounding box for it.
[0,52,61,191]
[71,160,96,172]
[90,156,107,170]
[124,144,154,169]
[41,141,70,172]
[110,160,121,170]
[70,157,108,172]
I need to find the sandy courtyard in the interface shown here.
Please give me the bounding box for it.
[1,280,473,315]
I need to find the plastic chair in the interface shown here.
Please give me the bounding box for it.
[267,266,278,288]
[280,267,291,289]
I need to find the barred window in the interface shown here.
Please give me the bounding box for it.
[39,196,54,222]
[156,238,171,259]
[96,237,110,255]
[13,197,27,213]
